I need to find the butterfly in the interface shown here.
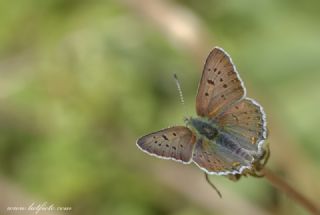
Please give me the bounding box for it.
[136,47,269,187]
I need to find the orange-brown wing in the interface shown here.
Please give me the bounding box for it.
[215,98,267,156]
[136,126,196,163]
[196,47,245,118]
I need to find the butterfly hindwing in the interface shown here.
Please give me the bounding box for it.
[192,136,253,175]
[136,126,196,163]
[216,98,267,156]
[196,47,245,118]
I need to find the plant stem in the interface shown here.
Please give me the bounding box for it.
[262,167,320,215]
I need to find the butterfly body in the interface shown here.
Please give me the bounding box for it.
[137,47,268,177]
[186,117,219,141]
[186,117,262,175]
[187,117,256,163]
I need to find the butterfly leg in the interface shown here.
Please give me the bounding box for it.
[249,171,265,178]
[249,147,271,178]
[260,146,270,168]
[204,173,222,198]
[227,174,243,181]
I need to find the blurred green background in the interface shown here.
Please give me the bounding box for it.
[0,0,319,215]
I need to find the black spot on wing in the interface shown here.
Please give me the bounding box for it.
[207,79,215,85]
[162,135,168,140]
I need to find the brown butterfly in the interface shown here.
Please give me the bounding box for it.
[137,47,269,195]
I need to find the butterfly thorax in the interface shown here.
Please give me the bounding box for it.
[186,117,219,141]
[186,117,258,164]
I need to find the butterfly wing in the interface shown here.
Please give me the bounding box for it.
[196,47,245,118]
[216,98,267,156]
[136,126,196,164]
[192,135,253,175]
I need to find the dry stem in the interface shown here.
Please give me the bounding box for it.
[262,168,320,215]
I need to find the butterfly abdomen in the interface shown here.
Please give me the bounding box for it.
[216,134,253,161]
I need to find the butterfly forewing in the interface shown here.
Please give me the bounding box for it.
[216,98,267,155]
[196,47,245,118]
[136,126,196,163]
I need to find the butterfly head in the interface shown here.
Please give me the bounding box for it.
[185,117,204,130]
[184,116,192,125]
[184,117,199,128]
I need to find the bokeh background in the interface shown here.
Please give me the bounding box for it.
[0,0,319,215]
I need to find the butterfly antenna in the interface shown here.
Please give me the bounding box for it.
[173,73,188,118]
[173,73,188,117]
[173,73,185,105]
[205,173,222,198]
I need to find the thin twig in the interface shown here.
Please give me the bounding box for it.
[262,167,320,215]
